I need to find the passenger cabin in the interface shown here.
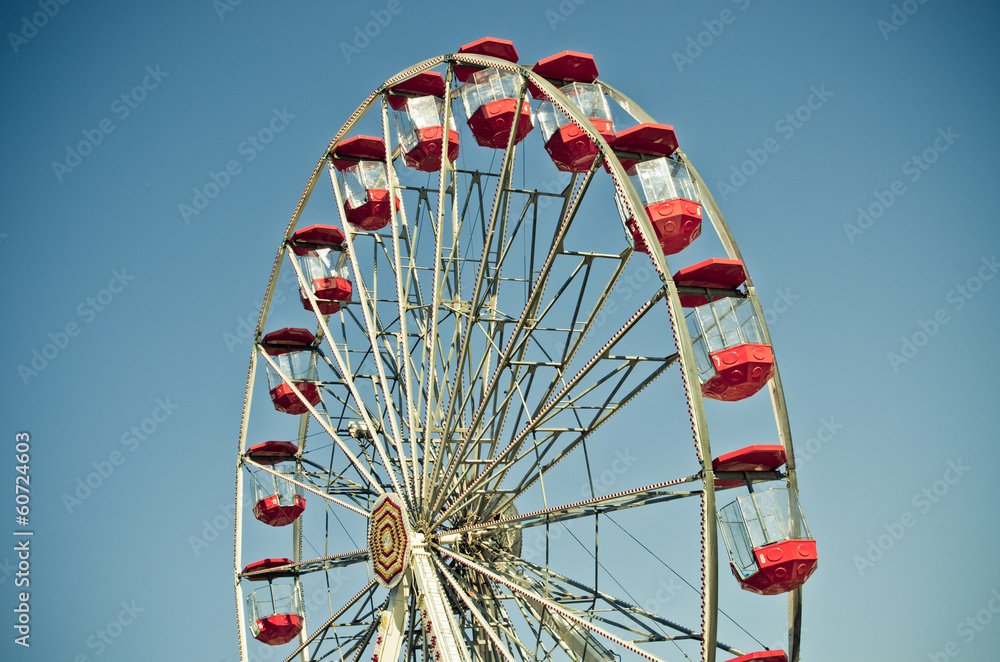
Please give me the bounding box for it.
[245,582,304,645]
[454,37,534,149]
[289,224,352,315]
[613,124,702,256]
[330,136,398,231]
[388,72,460,172]
[531,51,613,172]
[717,487,818,595]
[260,328,321,415]
[675,260,775,401]
[245,441,305,527]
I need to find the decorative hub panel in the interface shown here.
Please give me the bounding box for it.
[368,493,411,588]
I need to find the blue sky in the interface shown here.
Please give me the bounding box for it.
[2,0,999,660]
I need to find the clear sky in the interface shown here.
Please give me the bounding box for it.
[2,0,999,660]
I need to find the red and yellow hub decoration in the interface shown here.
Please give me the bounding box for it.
[368,493,411,588]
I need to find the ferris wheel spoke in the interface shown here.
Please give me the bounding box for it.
[513,595,587,662]
[515,285,668,430]
[460,572,539,662]
[299,467,371,512]
[428,167,599,519]
[427,182,576,504]
[441,319,519,473]
[447,476,701,541]
[309,190,410,502]
[245,458,372,521]
[479,346,669,504]
[473,253,628,468]
[509,555,744,655]
[458,165,591,448]
[438,548,584,660]
[376,99,428,505]
[483,239,632,438]
[433,120,525,490]
[486,352,679,511]
[320,314,405,433]
[418,168,455,508]
[505,569,675,654]
[340,603,388,662]
[277,579,379,662]
[314,629,377,662]
[258,349,386,498]
[432,556,519,662]
[481,176,595,391]
[512,254,611,363]
[524,249,633,388]
[438,546,674,662]
[510,272,664,439]
[433,286,670,526]
[501,571,623,662]
[504,590,562,662]
[303,327,410,501]
[242,550,370,579]
[414,68,464,489]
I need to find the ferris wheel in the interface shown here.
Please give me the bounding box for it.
[233,38,818,662]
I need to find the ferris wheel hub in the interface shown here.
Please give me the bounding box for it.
[368,493,413,589]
